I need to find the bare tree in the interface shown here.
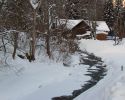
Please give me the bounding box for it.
[29,0,39,61]
[1,0,33,59]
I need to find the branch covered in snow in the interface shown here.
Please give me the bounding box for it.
[30,0,39,9]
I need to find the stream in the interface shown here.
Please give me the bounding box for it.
[52,50,107,100]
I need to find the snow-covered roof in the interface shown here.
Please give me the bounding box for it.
[58,19,83,30]
[57,20,109,33]
[84,20,110,32]
[96,21,110,32]
[96,31,108,35]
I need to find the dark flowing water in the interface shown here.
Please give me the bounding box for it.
[52,50,107,100]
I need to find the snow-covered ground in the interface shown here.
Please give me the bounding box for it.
[75,39,125,100]
[1,39,125,100]
[0,52,90,100]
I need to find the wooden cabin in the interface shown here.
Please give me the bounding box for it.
[56,19,90,39]
[95,21,110,40]
[50,19,110,40]
[58,20,109,40]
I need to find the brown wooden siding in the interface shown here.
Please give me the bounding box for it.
[96,33,107,40]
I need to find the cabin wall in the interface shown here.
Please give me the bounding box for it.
[72,22,90,35]
[96,33,107,40]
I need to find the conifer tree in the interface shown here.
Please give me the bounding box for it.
[104,0,115,31]
[114,0,125,39]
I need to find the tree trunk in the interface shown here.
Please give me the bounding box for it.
[46,31,51,58]
[45,0,51,58]
[12,32,18,59]
[0,0,4,12]
[30,9,36,61]
[1,35,6,55]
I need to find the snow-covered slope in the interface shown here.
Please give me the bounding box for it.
[75,39,125,100]
[0,53,90,100]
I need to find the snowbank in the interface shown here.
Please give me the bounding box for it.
[0,53,90,100]
[75,39,125,100]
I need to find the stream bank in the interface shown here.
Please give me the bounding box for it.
[52,50,107,100]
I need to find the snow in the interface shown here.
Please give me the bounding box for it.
[58,19,83,30]
[96,21,110,32]
[84,20,110,32]
[74,39,125,100]
[1,31,125,100]
[30,0,39,9]
[76,31,91,37]
[96,31,108,35]
[0,52,90,100]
